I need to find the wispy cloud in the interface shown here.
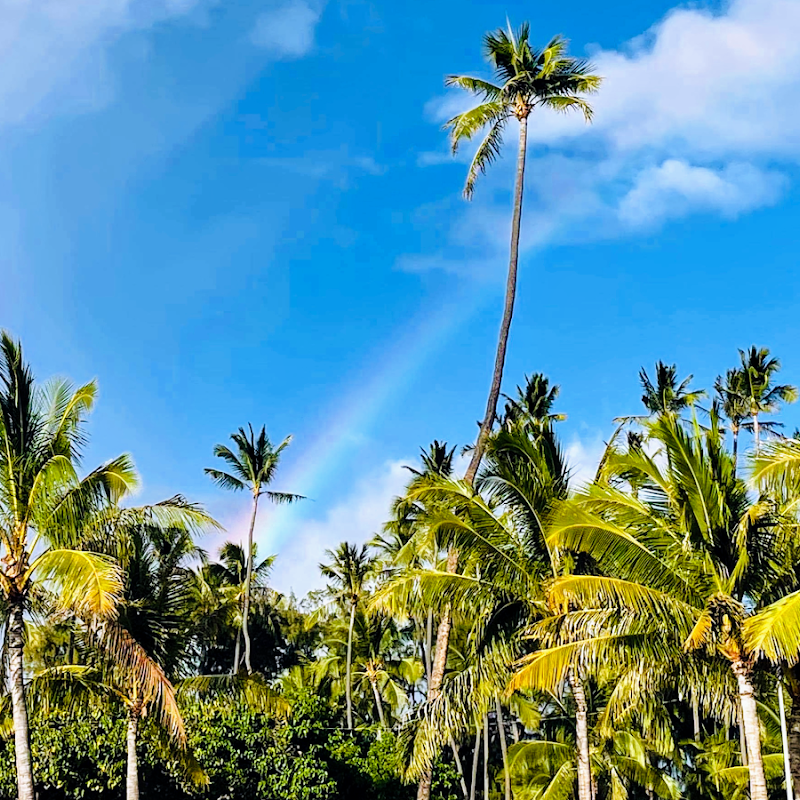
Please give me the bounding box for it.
[409,0,800,275]
[269,459,410,597]
[250,0,325,59]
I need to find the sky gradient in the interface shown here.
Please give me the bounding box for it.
[4,0,800,594]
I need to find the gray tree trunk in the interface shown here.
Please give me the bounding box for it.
[346,601,356,729]
[469,723,482,800]
[495,698,511,800]
[126,710,139,800]
[570,671,593,800]
[242,493,260,674]
[732,659,768,800]
[9,603,34,800]
[483,715,490,799]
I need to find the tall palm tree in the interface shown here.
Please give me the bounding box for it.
[738,347,798,452]
[511,412,778,800]
[501,373,566,431]
[715,368,749,475]
[447,25,600,484]
[0,333,136,800]
[319,541,374,729]
[639,361,705,416]
[205,425,302,674]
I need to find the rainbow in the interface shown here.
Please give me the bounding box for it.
[250,283,489,554]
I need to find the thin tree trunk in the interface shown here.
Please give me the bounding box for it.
[242,492,260,675]
[417,549,457,800]
[732,659,768,800]
[9,602,34,800]
[754,413,760,454]
[787,677,800,798]
[126,708,140,800]
[425,610,433,684]
[732,426,739,476]
[346,601,356,729]
[495,698,511,800]
[778,676,794,800]
[570,671,593,800]
[483,714,490,800]
[692,695,701,741]
[369,676,386,728]
[738,700,749,766]
[449,737,469,800]
[469,723,481,800]
[464,115,528,484]
[419,112,530,800]
[232,628,241,675]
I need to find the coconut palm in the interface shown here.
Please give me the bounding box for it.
[510,412,780,800]
[715,368,749,475]
[501,373,566,431]
[319,541,374,729]
[0,333,146,800]
[738,347,798,452]
[205,425,303,674]
[639,361,705,417]
[447,25,600,483]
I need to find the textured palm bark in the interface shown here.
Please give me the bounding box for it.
[732,659,768,800]
[126,709,140,800]
[464,115,528,485]
[786,671,800,797]
[346,601,356,729]
[569,671,593,800]
[241,493,260,674]
[369,675,386,728]
[9,603,34,800]
[495,698,511,800]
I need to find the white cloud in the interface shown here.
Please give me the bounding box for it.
[412,0,800,273]
[270,459,411,597]
[0,0,205,129]
[565,433,607,491]
[250,0,323,59]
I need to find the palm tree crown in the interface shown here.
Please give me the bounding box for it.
[446,24,601,198]
[639,361,704,416]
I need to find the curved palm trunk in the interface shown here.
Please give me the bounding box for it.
[419,117,530,800]
[9,602,34,800]
[126,708,140,800]
[242,492,260,675]
[464,115,528,484]
[469,723,482,800]
[570,671,593,800]
[495,698,511,800]
[369,675,386,728]
[346,600,356,729]
[732,659,768,800]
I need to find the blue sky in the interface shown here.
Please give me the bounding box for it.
[4,0,800,594]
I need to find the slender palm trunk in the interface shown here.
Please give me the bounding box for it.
[570,671,593,800]
[346,600,356,729]
[732,659,768,800]
[692,695,701,741]
[738,701,749,766]
[232,628,241,675]
[369,675,386,727]
[464,115,528,484]
[126,708,140,800]
[754,413,761,454]
[469,723,482,800]
[9,602,34,800]
[450,737,469,800]
[787,675,800,797]
[420,113,530,800]
[495,698,511,800]
[732,426,739,476]
[417,548,458,800]
[242,492,260,675]
[778,677,794,800]
[483,715,490,799]
[425,610,433,683]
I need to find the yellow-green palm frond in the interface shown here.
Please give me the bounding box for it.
[29,549,122,619]
[176,674,288,717]
[744,589,800,665]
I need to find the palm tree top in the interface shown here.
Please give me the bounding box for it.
[738,346,798,414]
[639,361,705,416]
[205,424,304,502]
[320,541,373,606]
[502,372,565,429]
[407,440,456,479]
[444,23,601,198]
